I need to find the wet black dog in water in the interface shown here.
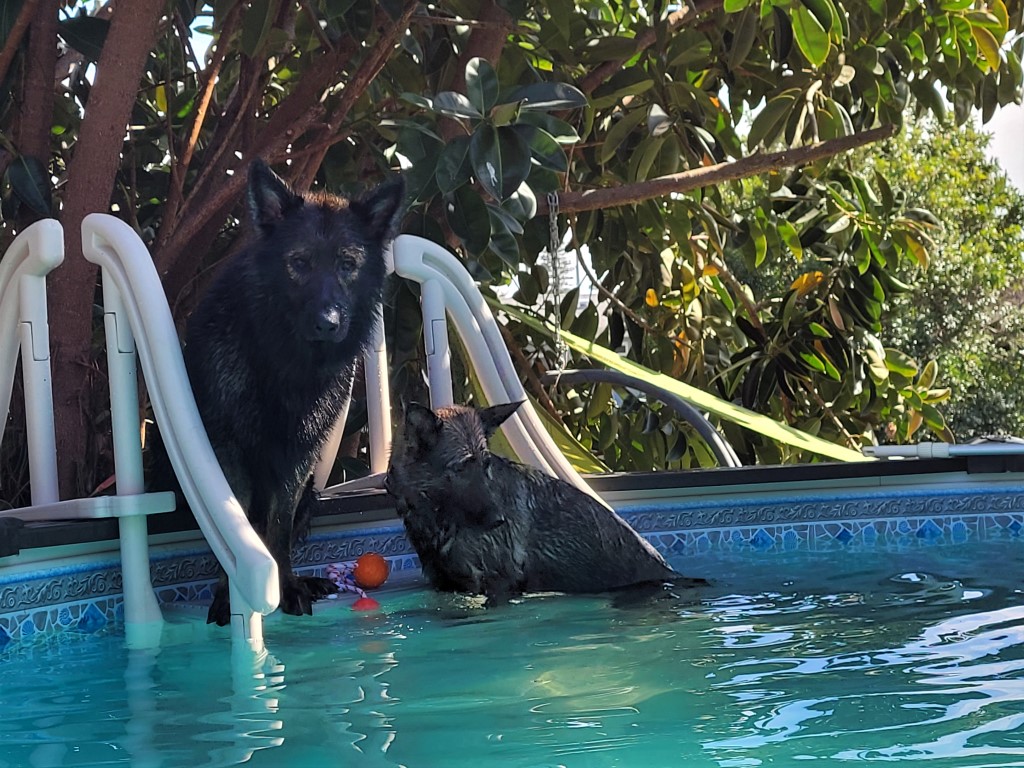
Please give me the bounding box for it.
[179,160,404,625]
[385,401,707,605]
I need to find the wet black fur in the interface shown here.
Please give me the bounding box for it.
[385,402,707,606]
[182,160,404,625]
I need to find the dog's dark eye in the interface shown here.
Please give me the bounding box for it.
[338,256,357,273]
[290,255,312,274]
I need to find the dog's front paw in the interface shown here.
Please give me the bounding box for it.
[302,575,340,600]
[280,575,339,616]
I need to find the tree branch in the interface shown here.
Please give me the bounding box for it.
[542,125,898,215]
[0,0,41,87]
[578,0,722,95]
[162,2,243,234]
[15,5,56,189]
[50,0,166,496]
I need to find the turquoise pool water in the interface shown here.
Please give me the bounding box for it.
[2,540,1024,767]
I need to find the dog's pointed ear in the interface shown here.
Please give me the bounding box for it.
[248,160,302,231]
[405,402,442,451]
[478,401,523,438]
[352,175,405,241]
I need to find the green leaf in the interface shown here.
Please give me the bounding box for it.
[724,0,752,11]
[752,220,768,267]
[667,31,713,69]
[465,57,500,115]
[513,124,568,172]
[801,0,836,35]
[884,347,919,377]
[435,135,471,194]
[777,220,804,260]
[971,25,1002,71]
[791,3,830,67]
[505,183,538,219]
[600,107,648,165]
[446,186,490,254]
[399,92,433,110]
[58,15,110,61]
[515,112,580,144]
[470,124,531,200]
[487,203,524,235]
[497,302,871,463]
[500,81,587,111]
[6,155,51,216]
[727,8,760,70]
[240,0,280,56]
[432,91,482,120]
[747,89,799,149]
[799,348,827,373]
[918,359,938,389]
[487,208,521,266]
[865,348,889,383]
[489,101,520,126]
[905,31,925,62]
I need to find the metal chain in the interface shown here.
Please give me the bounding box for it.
[547,191,570,374]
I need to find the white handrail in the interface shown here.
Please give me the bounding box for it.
[0,220,64,505]
[864,441,1024,459]
[81,215,279,651]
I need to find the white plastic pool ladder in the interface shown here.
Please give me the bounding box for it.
[0,217,279,656]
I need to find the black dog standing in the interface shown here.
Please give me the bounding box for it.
[183,160,403,625]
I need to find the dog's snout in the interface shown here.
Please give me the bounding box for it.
[311,306,348,341]
[316,308,340,334]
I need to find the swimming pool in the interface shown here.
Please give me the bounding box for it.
[2,534,1024,767]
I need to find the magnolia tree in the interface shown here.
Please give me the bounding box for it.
[0,0,1022,500]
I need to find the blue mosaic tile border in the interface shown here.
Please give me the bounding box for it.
[3,484,1024,653]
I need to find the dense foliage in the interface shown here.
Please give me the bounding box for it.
[0,0,1022,501]
[869,119,1024,439]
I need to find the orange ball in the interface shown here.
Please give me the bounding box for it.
[353,552,389,589]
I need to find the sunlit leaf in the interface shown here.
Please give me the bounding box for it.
[884,348,919,378]
[791,3,830,67]
[777,220,804,260]
[918,359,938,389]
[500,81,587,111]
[792,270,825,295]
[971,25,1002,71]
[465,58,500,114]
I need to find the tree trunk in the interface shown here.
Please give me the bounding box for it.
[50,1,165,498]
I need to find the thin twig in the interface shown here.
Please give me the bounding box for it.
[164,2,243,228]
[299,0,334,51]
